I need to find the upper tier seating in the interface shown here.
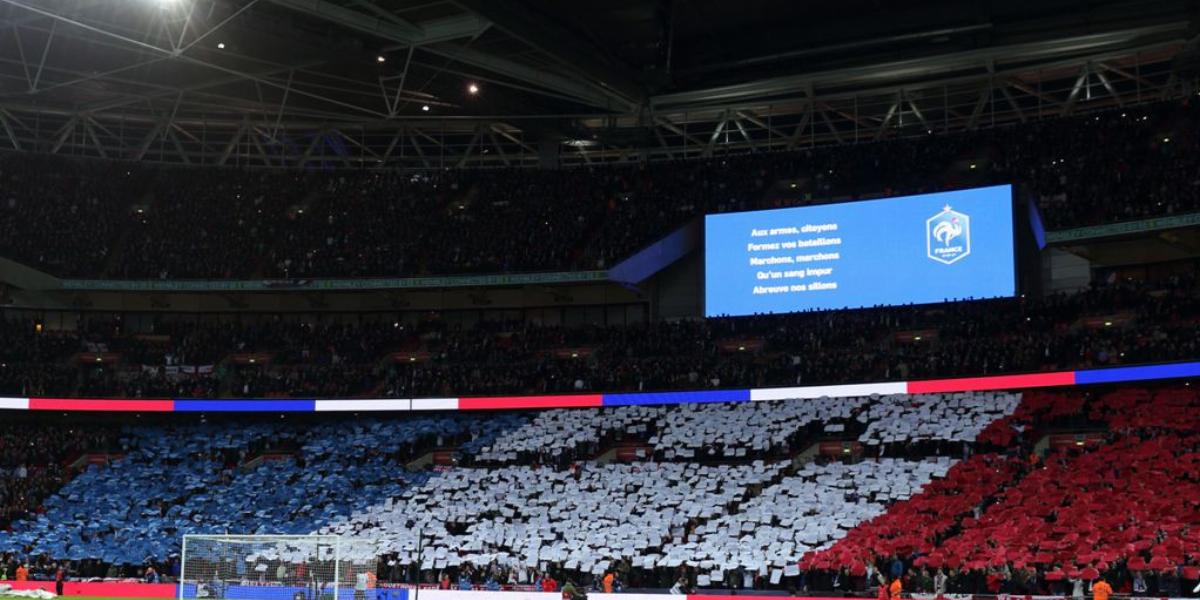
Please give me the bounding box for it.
[7,272,1198,400]
[1,101,1196,279]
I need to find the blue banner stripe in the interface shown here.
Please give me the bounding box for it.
[603,389,751,406]
[1074,361,1200,385]
[173,399,316,412]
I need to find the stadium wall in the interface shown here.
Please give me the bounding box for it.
[1,581,177,597]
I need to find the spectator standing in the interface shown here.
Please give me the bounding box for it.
[1132,571,1147,594]
[1093,577,1112,600]
[1071,577,1085,600]
[561,579,585,600]
[670,577,687,595]
[354,570,368,600]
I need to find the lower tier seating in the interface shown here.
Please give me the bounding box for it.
[2,387,1199,594]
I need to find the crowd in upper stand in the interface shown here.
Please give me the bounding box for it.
[114,169,317,280]
[0,271,1192,399]
[268,169,613,278]
[0,100,1197,280]
[0,319,80,398]
[0,155,151,277]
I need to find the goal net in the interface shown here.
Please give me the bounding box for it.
[180,535,380,600]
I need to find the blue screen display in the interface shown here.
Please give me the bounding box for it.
[704,185,1016,317]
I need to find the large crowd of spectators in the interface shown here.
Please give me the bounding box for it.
[0,424,113,531]
[0,272,1196,399]
[0,99,1196,279]
[114,168,319,279]
[0,319,80,397]
[0,156,150,277]
[0,383,1197,594]
[0,88,1196,593]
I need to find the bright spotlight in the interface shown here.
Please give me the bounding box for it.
[421,105,430,112]
[217,42,225,49]
[376,55,386,63]
[467,83,479,94]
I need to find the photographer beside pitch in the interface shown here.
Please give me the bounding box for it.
[560,578,587,600]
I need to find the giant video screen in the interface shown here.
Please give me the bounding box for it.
[705,185,1016,317]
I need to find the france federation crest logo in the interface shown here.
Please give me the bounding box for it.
[926,205,970,264]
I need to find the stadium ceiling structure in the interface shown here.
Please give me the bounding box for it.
[0,0,1195,168]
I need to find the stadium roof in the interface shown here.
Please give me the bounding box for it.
[0,0,1194,167]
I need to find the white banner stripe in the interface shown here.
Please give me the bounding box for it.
[0,397,28,410]
[411,397,459,411]
[313,399,410,412]
[751,381,907,401]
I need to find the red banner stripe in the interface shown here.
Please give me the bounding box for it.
[458,394,603,410]
[28,397,175,412]
[906,371,1076,394]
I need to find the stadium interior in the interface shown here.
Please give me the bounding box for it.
[1,0,1200,599]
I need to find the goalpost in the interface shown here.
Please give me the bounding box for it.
[180,535,379,600]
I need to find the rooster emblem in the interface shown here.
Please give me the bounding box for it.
[926,205,971,264]
[932,217,963,246]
